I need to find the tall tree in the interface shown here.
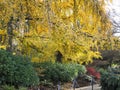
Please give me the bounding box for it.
[0,0,117,64]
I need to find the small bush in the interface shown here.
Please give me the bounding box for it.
[65,63,86,80]
[0,50,39,87]
[86,67,100,79]
[100,67,120,90]
[34,62,86,84]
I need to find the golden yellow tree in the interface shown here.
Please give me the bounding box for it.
[0,0,117,64]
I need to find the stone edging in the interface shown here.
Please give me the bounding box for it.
[75,84,101,90]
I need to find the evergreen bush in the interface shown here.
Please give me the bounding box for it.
[34,61,86,84]
[0,50,39,87]
[100,67,120,90]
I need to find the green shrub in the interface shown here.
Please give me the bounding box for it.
[0,50,39,87]
[0,85,27,90]
[100,68,120,90]
[34,62,86,84]
[1,85,15,90]
[65,63,86,80]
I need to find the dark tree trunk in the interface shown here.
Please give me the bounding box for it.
[7,17,14,52]
[55,51,63,63]
[0,35,2,42]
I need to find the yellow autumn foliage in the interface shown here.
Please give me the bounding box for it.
[0,0,118,64]
[0,30,6,35]
[0,45,6,49]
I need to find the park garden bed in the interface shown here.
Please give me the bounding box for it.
[1,49,120,90]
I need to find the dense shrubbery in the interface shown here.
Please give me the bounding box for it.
[0,50,39,87]
[100,67,120,90]
[34,61,86,84]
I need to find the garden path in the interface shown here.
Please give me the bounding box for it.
[75,84,101,90]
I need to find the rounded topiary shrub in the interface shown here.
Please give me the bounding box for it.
[34,61,86,84]
[0,50,39,87]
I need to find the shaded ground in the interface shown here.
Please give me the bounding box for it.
[29,75,100,90]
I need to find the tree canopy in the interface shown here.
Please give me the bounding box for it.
[0,0,118,64]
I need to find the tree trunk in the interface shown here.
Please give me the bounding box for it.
[7,17,14,52]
